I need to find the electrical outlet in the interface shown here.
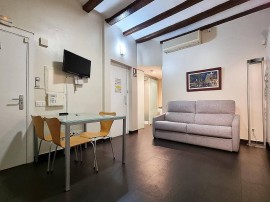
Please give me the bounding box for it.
[35,101,46,107]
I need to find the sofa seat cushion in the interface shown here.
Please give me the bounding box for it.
[187,124,232,138]
[155,121,187,133]
[194,114,234,127]
[165,112,195,123]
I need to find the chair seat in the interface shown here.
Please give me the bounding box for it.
[44,132,65,141]
[60,136,90,148]
[80,131,107,139]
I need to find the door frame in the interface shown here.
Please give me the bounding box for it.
[0,25,34,163]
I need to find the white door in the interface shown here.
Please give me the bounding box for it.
[144,78,150,123]
[0,30,28,170]
[110,65,129,137]
[149,79,158,124]
[137,70,144,129]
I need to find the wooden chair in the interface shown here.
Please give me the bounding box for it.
[80,112,116,172]
[31,115,63,173]
[44,117,94,172]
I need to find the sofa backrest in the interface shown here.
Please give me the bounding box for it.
[195,100,235,127]
[166,101,196,123]
[167,101,196,113]
[165,100,235,126]
[196,100,235,114]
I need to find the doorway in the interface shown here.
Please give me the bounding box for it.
[138,66,162,126]
[247,59,266,144]
[144,77,159,124]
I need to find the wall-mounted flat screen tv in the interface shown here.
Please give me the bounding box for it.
[62,49,91,78]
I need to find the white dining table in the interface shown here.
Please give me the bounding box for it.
[34,113,126,191]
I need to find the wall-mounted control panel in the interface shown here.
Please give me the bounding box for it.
[47,93,65,106]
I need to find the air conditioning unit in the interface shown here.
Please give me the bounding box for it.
[162,30,201,53]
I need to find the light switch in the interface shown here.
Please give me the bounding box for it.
[35,77,40,88]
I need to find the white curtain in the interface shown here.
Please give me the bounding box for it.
[266,27,270,144]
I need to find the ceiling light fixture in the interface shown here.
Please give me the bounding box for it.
[120,43,126,56]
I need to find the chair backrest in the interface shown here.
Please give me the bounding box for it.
[99,112,116,136]
[31,116,45,140]
[44,118,61,146]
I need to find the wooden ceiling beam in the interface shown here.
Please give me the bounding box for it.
[105,0,154,25]
[136,0,249,43]
[123,0,203,36]
[83,0,104,13]
[160,2,270,44]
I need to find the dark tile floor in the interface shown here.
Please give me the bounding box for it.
[1,125,270,202]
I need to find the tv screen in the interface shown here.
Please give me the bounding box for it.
[62,50,91,78]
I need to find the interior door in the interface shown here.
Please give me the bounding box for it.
[110,65,129,137]
[0,29,28,170]
[149,79,158,124]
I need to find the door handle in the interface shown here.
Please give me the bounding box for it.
[12,95,23,110]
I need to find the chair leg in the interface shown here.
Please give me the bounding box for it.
[94,140,98,173]
[91,142,96,169]
[36,140,42,162]
[51,145,58,173]
[80,145,83,163]
[74,146,78,162]
[109,137,115,160]
[47,141,52,173]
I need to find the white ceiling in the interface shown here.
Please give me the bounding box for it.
[79,0,270,43]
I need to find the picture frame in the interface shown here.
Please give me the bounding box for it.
[186,67,222,92]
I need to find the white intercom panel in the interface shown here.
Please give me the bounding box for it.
[47,93,65,106]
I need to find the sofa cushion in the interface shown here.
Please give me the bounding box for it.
[168,101,196,113]
[196,100,235,114]
[194,114,234,127]
[155,121,187,133]
[187,124,232,138]
[165,112,195,123]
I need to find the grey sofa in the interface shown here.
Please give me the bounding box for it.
[153,100,240,152]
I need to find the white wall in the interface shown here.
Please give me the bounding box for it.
[137,40,162,66]
[162,9,270,141]
[0,0,104,159]
[104,23,138,132]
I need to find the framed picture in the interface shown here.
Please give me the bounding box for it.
[186,67,222,92]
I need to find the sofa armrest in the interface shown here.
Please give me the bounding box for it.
[152,114,165,137]
[232,114,240,152]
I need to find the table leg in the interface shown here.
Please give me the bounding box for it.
[33,126,38,162]
[65,124,71,191]
[122,118,126,164]
[84,123,87,149]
